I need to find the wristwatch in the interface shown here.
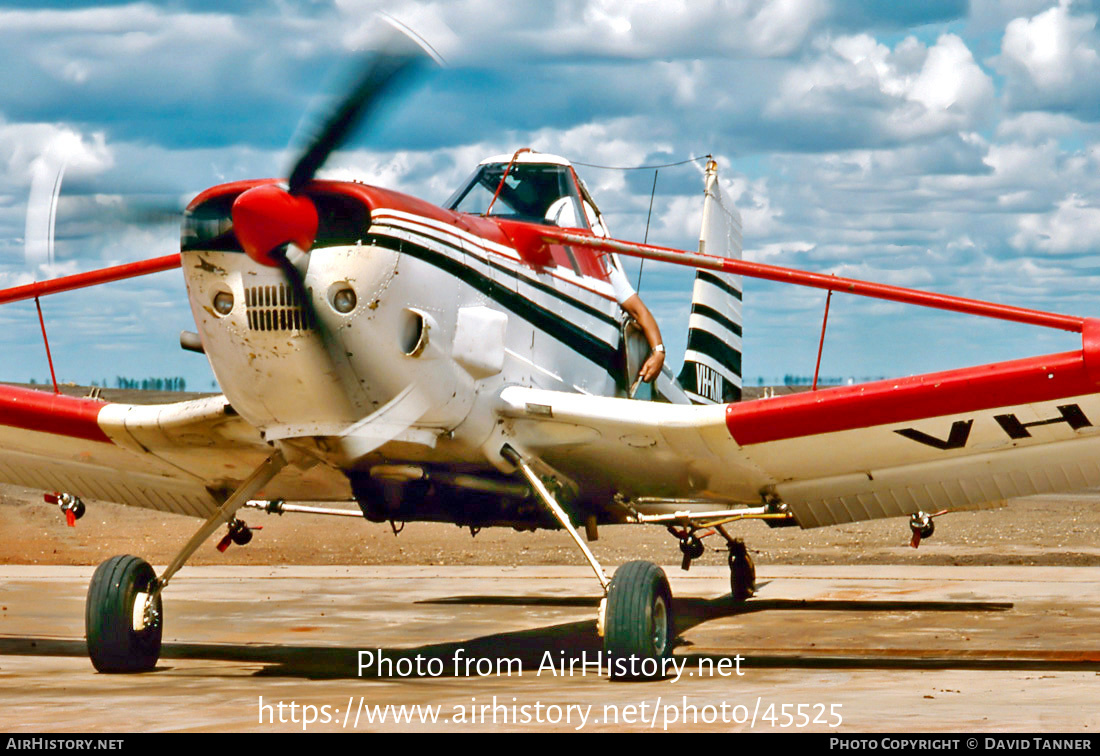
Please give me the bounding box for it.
[653,344,665,353]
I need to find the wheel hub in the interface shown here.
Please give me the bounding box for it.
[131,592,159,632]
[652,595,668,655]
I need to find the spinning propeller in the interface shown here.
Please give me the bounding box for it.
[20,23,450,460]
[228,27,446,460]
[231,29,435,335]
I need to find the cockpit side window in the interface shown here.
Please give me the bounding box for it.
[447,163,588,229]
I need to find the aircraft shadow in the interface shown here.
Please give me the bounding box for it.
[422,593,1013,638]
[0,595,1057,680]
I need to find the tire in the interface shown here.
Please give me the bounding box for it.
[85,555,162,673]
[603,560,673,679]
[729,539,756,602]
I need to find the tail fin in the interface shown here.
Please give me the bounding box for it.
[677,159,743,403]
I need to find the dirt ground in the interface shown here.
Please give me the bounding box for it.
[3,383,1099,569]
[3,482,1099,569]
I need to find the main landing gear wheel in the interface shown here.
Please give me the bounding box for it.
[85,555,162,673]
[603,560,673,679]
[728,538,756,602]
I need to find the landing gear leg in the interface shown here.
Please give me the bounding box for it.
[84,451,288,673]
[501,446,674,678]
[500,445,608,591]
[716,525,755,601]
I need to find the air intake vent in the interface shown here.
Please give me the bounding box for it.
[244,284,315,331]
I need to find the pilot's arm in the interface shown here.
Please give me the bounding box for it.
[621,293,665,383]
[608,261,665,383]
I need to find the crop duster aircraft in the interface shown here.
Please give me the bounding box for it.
[2,35,1098,679]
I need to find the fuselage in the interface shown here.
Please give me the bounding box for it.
[181,178,630,477]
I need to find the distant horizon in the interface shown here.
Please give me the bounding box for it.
[8,373,889,396]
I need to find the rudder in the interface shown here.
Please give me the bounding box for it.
[677,159,743,403]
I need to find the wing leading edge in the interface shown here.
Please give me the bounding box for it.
[496,340,1100,527]
[0,384,350,518]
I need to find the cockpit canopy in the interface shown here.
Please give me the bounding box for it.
[445,152,608,236]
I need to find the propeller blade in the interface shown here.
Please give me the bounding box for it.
[287,37,432,194]
[335,382,433,460]
[240,23,443,440]
[113,200,185,226]
[271,28,439,419]
[270,248,329,345]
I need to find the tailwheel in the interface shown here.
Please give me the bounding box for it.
[728,538,756,602]
[603,560,673,679]
[85,555,162,673]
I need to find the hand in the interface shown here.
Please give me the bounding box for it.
[639,349,665,383]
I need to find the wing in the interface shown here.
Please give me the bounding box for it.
[0,384,351,518]
[496,346,1100,527]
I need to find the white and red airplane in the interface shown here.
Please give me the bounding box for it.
[3,43,1099,679]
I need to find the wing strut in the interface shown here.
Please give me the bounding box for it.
[544,230,1084,333]
[500,445,609,591]
[150,450,288,599]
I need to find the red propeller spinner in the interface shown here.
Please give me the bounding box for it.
[230,183,319,267]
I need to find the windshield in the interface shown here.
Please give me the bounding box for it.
[446,163,588,229]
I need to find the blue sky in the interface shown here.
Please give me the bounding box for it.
[3,0,1100,390]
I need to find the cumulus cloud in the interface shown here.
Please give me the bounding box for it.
[994,110,1096,142]
[338,0,830,62]
[764,33,994,147]
[0,120,115,272]
[0,120,112,190]
[1013,193,1100,252]
[997,0,1100,118]
[0,3,342,150]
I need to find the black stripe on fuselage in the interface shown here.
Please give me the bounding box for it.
[487,258,620,329]
[684,328,742,377]
[697,270,742,301]
[370,220,621,330]
[690,303,742,338]
[366,232,622,375]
